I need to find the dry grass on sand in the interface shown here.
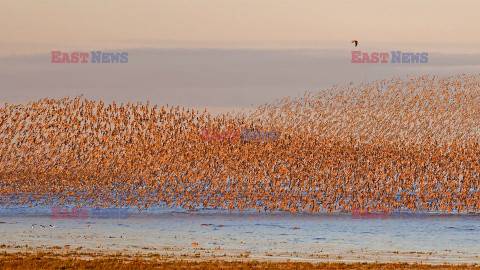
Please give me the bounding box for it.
[0,252,479,269]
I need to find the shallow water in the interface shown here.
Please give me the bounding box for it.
[0,206,479,263]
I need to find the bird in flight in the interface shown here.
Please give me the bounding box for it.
[351,40,358,47]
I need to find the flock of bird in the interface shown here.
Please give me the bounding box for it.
[1,74,480,213]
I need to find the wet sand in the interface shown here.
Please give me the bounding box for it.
[0,252,479,269]
[1,207,479,266]
[0,244,479,265]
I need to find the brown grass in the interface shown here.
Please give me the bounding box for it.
[0,252,479,269]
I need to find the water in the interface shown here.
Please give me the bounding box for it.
[0,206,479,263]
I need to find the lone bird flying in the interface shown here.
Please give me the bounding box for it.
[351,40,358,47]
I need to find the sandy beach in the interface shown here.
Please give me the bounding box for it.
[1,207,479,266]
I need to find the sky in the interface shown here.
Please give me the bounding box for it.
[1,0,480,108]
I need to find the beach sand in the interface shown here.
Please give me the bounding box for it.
[1,207,479,266]
[0,252,479,269]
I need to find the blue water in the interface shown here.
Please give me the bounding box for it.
[0,206,479,263]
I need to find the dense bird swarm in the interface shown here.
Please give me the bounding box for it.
[1,74,480,213]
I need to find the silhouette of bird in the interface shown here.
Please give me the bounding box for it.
[351,40,358,47]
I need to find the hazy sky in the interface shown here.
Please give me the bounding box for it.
[2,49,479,107]
[2,0,480,55]
[1,1,480,108]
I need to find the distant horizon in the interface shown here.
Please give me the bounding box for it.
[1,48,480,108]
[3,41,480,57]
[2,0,480,56]
[3,0,480,108]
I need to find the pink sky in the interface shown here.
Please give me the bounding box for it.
[1,0,480,56]
[1,1,480,108]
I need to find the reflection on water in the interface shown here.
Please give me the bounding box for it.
[0,206,479,261]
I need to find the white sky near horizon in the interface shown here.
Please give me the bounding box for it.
[1,0,480,56]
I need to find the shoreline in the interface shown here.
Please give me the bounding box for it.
[0,244,479,265]
[1,208,479,266]
[0,251,479,270]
